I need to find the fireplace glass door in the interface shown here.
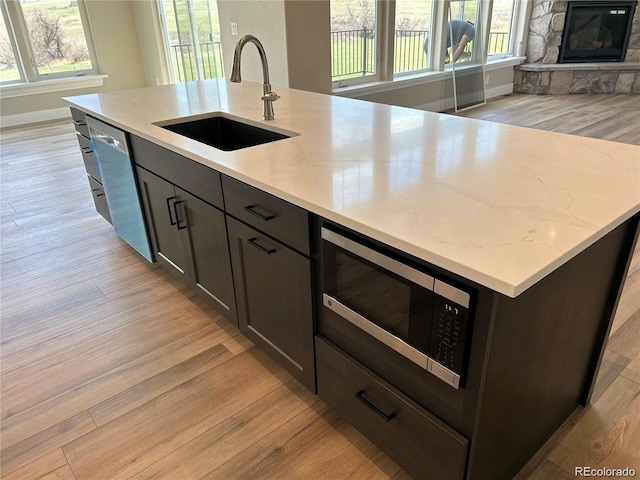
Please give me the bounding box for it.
[559,1,636,63]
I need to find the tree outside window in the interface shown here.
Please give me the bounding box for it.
[0,6,21,82]
[0,0,99,84]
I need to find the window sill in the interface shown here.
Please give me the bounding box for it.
[0,74,107,99]
[332,56,525,98]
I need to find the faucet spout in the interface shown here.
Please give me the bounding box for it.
[230,35,280,121]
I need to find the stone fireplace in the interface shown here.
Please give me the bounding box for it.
[513,0,640,94]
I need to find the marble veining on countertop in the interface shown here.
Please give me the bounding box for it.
[65,79,640,297]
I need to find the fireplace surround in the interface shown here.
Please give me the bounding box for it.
[514,0,640,94]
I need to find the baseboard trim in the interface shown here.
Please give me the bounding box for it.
[1,107,71,129]
[417,83,515,112]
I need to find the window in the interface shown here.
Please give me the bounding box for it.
[331,0,521,87]
[0,0,99,85]
[330,0,378,84]
[488,0,516,58]
[0,6,21,82]
[448,0,479,64]
[159,0,223,83]
[394,0,432,75]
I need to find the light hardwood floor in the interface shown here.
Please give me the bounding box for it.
[1,93,639,479]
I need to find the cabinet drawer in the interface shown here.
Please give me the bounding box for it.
[77,133,99,180]
[130,134,224,210]
[316,336,468,480]
[70,107,90,137]
[77,131,91,150]
[88,175,111,224]
[222,175,310,255]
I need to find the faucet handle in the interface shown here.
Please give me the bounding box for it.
[261,91,280,102]
[261,89,279,120]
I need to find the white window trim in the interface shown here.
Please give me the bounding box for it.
[0,0,102,87]
[332,0,530,95]
[333,55,524,98]
[0,73,107,98]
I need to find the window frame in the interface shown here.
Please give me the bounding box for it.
[485,0,521,61]
[331,0,384,87]
[332,0,526,91]
[0,0,102,87]
[392,0,435,78]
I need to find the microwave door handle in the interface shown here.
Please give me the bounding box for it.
[323,293,461,389]
[321,228,434,291]
[322,294,429,369]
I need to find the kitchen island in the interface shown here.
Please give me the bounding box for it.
[66,79,639,480]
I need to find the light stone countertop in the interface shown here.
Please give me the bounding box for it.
[65,79,640,298]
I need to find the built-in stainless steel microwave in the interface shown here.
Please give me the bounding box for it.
[321,227,473,389]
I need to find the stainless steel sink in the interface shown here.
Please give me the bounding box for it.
[155,113,296,151]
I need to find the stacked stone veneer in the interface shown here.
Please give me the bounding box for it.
[514,0,640,94]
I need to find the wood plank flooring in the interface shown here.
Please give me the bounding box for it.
[453,92,640,146]
[1,93,639,479]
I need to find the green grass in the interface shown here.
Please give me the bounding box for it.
[1,0,93,78]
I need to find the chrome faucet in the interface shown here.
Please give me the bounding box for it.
[230,35,280,121]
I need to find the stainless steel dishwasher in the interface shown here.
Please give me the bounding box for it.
[87,117,153,262]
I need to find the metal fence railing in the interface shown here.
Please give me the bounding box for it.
[331,27,377,78]
[332,28,510,80]
[394,29,430,74]
[487,31,509,54]
[168,31,510,83]
[170,41,224,82]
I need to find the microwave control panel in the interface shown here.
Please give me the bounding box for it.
[430,295,469,375]
[427,278,472,387]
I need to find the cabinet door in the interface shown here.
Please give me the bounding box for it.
[136,167,189,276]
[178,187,236,325]
[227,217,315,391]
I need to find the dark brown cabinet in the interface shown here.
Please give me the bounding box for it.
[224,176,315,392]
[65,103,640,480]
[136,167,189,273]
[316,337,469,480]
[70,107,111,223]
[136,167,235,324]
[131,139,236,325]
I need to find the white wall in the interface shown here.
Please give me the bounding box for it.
[284,1,332,94]
[217,0,289,87]
[217,0,331,94]
[130,0,171,87]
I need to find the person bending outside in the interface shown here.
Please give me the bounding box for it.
[423,20,475,63]
[448,20,475,62]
